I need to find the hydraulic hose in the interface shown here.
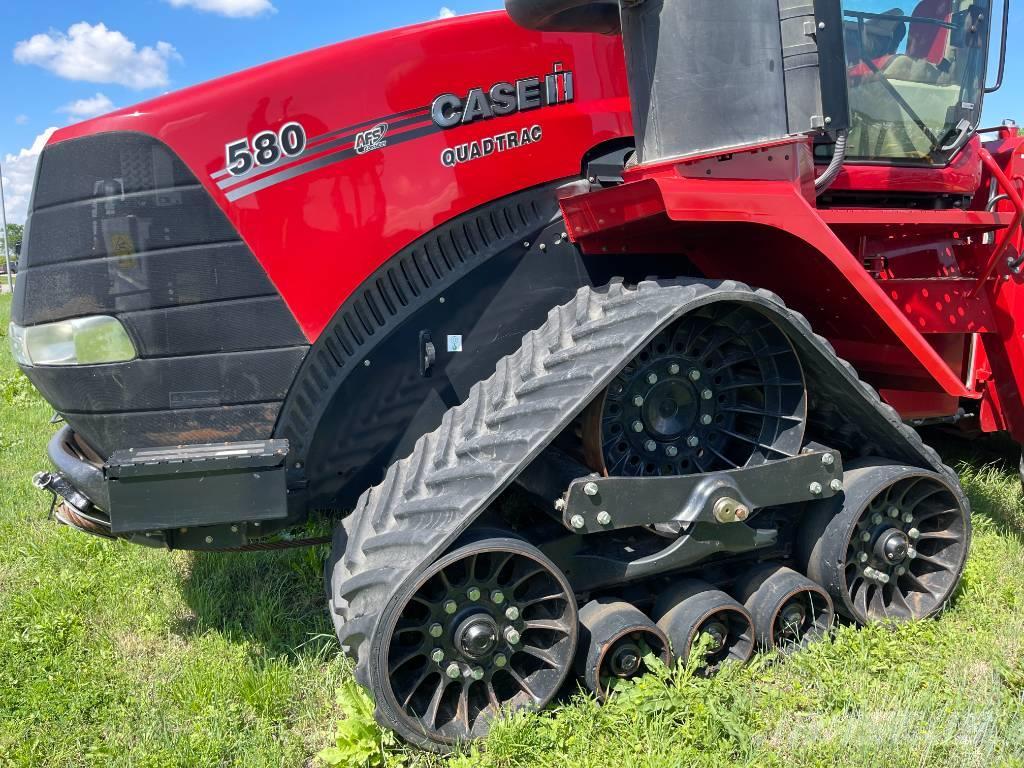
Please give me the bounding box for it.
[815,129,848,195]
[504,0,621,33]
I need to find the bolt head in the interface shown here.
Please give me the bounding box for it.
[687,435,700,448]
[471,667,485,681]
[907,547,918,559]
[668,363,681,375]
[830,479,844,492]
[701,389,714,401]
[908,528,920,540]
[491,590,505,605]
[701,414,713,425]
[861,531,871,542]
[632,421,644,433]
[633,395,645,407]
[734,506,750,521]
[858,552,869,563]
[467,587,481,601]
[688,369,701,381]
[821,453,835,466]
[665,445,679,458]
[493,653,507,668]
[431,649,445,663]
[584,481,599,496]
[554,498,566,512]
[809,481,823,495]
[570,514,586,530]
[444,600,458,615]
[644,439,657,452]
[205,536,214,544]
[505,606,520,621]
[429,623,444,638]
[888,506,900,518]
[896,566,907,576]
[505,627,521,645]
[596,511,612,525]
[647,373,659,385]
[446,663,462,679]
[902,513,914,524]
[876,572,890,584]
[872,513,883,525]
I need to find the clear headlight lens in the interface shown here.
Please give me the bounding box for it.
[9,316,136,367]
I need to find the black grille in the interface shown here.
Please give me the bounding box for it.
[13,131,308,457]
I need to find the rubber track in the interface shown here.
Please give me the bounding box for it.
[327,279,961,688]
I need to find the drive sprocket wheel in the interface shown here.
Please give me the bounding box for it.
[368,537,577,751]
[800,459,971,624]
[582,303,806,478]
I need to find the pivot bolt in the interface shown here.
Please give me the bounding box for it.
[444,600,458,615]
[669,363,681,375]
[633,395,645,407]
[688,369,702,381]
[429,623,444,638]
[645,440,657,452]
[821,453,835,466]
[665,445,679,458]
[632,421,645,433]
[596,511,612,525]
[570,515,586,530]
[908,528,920,540]
[505,627,521,645]
[584,482,600,496]
[505,606,520,621]
[809,482,823,495]
[467,587,481,601]
[491,590,505,605]
[888,506,900,518]
[493,653,507,668]
[431,649,445,663]
[446,663,462,680]
[701,414,713,425]
[830,479,844,492]
[902,512,914,524]
[687,435,700,448]
[647,373,659,385]
[701,389,714,400]
[471,667,485,681]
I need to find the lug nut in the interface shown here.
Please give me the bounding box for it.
[907,547,918,559]
[633,421,645,433]
[858,552,869,563]
[467,587,481,601]
[809,482,823,495]
[896,566,907,576]
[861,531,871,543]
[645,440,657,452]
[902,513,914,524]
[830,479,843,492]
[647,373,659,385]
[584,482,599,496]
[821,453,835,466]
[633,395,645,407]
[876,572,891,584]
[505,627,521,645]
[908,528,920,540]
[665,445,679,457]
[668,363,680,375]
[444,600,458,615]
[429,623,444,638]
[505,606,520,621]
[491,590,505,605]
[701,389,714,400]
[596,511,612,525]
[446,663,462,679]
[701,414,713,425]
[888,506,900,518]
[471,667,485,681]
[872,513,883,525]
[687,435,700,448]
[688,369,701,381]
[493,653,507,668]
[431,649,445,663]
[570,515,586,530]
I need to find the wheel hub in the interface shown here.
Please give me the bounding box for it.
[779,601,807,638]
[642,378,697,439]
[700,619,728,653]
[875,528,910,565]
[609,641,642,677]
[456,615,499,659]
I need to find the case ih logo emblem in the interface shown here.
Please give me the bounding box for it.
[355,122,389,154]
[431,64,574,129]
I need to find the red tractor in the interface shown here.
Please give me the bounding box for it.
[9,0,1020,752]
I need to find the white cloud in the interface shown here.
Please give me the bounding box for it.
[2,128,58,225]
[58,93,116,120]
[14,115,29,125]
[14,22,180,90]
[439,7,457,18]
[164,0,275,16]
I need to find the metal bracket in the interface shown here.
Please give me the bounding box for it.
[560,447,844,534]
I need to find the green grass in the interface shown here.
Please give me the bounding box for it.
[2,291,1024,767]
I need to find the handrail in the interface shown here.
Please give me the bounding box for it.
[970,147,1024,298]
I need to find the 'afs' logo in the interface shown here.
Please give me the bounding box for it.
[431,63,574,129]
[355,123,388,154]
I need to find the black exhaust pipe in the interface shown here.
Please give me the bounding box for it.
[504,0,620,34]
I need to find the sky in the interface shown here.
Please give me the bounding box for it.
[1,0,1021,225]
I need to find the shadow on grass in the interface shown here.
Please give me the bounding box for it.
[176,540,337,659]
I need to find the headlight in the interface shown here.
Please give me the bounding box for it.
[9,316,137,367]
